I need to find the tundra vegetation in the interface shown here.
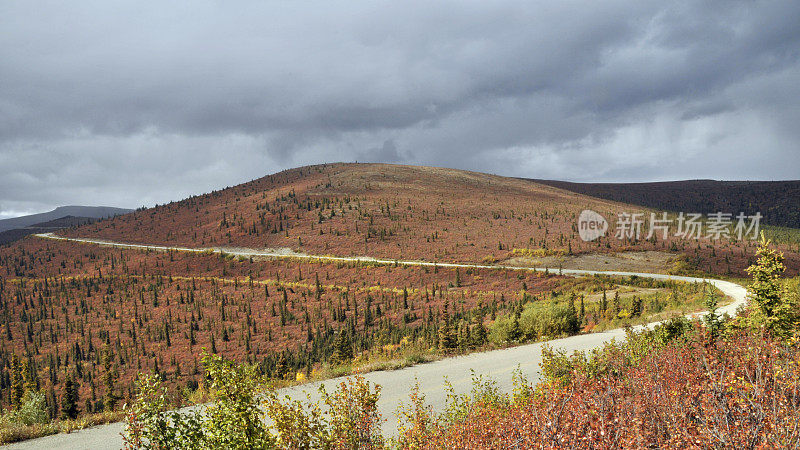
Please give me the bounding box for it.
[60,164,800,276]
[0,234,710,443]
[117,234,799,448]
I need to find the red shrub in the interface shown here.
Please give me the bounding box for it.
[414,327,800,448]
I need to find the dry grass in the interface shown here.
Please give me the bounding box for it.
[0,411,125,445]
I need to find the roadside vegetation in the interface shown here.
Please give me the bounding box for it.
[110,234,799,448]
[115,234,798,448]
[398,234,800,448]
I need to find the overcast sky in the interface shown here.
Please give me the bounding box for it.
[1,0,799,218]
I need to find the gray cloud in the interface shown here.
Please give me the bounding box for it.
[1,0,799,216]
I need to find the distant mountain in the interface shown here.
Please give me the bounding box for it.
[0,206,132,233]
[530,179,800,229]
[32,215,98,228]
[0,216,97,245]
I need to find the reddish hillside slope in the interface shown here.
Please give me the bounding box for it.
[65,163,646,261]
[65,163,798,276]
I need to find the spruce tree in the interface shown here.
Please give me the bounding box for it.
[61,374,79,419]
[601,289,608,314]
[274,352,288,379]
[102,348,118,411]
[332,330,353,363]
[437,320,457,350]
[9,355,25,409]
[471,316,488,347]
[631,296,642,318]
[567,294,579,334]
[506,312,522,342]
[746,233,797,338]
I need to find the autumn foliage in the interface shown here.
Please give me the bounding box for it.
[60,163,799,276]
[403,323,800,449]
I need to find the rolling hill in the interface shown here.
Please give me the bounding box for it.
[63,163,660,262]
[66,163,796,276]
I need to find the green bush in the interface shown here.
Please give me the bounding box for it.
[124,353,384,449]
[0,391,54,444]
[541,317,693,387]
[491,300,579,344]
[123,352,272,449]
[0,391,49,430]
[13,391,49,426]
[745,234,799,339]
[519,300,579,339]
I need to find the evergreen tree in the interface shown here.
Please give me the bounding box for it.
[274,352,288,380]
[102,348,118,411]
[46,383,58,419]
[601,289,608,313]
[9,355,24,408]
[332,330,353,363]
[506,313,522,342]
[437,320,457,350]
[61,374,79,419]
[704,292,722,341]
[631,296,642,318]
[746,233,797,338]
[567,294,579,334]
[471,316,488,347]
[21,358,37,394]
[457,321,471,349]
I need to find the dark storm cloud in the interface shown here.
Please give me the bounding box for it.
[1,0,799,217]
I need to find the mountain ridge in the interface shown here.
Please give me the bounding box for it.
[531,178,800,228]
[0,205,133,232]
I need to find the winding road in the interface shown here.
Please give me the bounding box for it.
[6,233,748,449]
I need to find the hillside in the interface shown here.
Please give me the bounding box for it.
[533,179,800,229]
[66,163,628,262]
[66,163,798,276]
[0,213,577,426]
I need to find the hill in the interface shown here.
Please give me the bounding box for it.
[0,206,132,233]
[532,179,800,229]
[66,163,797,276]
[68,163,628,263]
